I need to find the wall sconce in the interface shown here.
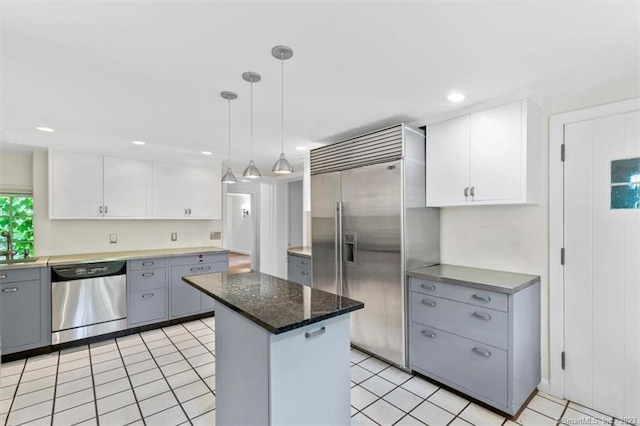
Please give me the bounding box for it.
[241,203,250,218]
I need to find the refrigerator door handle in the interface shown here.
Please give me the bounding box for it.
[335,201,344,295]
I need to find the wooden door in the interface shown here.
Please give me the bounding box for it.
[564,111,639,419]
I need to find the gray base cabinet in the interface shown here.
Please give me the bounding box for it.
[0,268,51,355]
[169,253,228,319]
[287,254,311,286]
[127,258,168,327]
[409,276,540,416]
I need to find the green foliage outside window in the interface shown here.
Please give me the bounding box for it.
[0,196,34,259]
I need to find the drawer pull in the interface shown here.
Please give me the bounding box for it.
[190,266,200,273]
[305,326,325,339]
[201,266,211,272]
[1,287,18,293]
[421,299,436,307]
[421,330,436,339]
[142,293,155,299]
[142,261,155,266]
[0,275,7,279]
[472,312,492,321]
[471,294,491,303]
[301,271,309,275]
[300,260,309,265]
[472,347,492,358]
[420,283,436,291]
[142,272,154,278]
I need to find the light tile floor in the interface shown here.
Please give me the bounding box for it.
[0,318,626,426]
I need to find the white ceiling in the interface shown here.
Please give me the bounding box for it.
[1,1,638,173]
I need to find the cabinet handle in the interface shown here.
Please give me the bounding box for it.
[300,260,309,265]
[190,266,200,273]
[464,187,469,199]
[185,208,189,215]
[472,312,492,321]
[142,272,154,278]
[201,265,211,272]
[305,326,326,339]
[99,206,104,214]
[421,330,436,338]
[301,271,309,275]
[421,299,436,307]
[141,293,154,299]
[472,347,492,358]
[2,288,18,293]
[420,283,436,291]
[470,186,475,198]
[142,262,154,266]
[188,208,192,215]
[104,205,109,214]
[471,294,491,303]
[0,275,7,279]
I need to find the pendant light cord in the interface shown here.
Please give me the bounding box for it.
[281,53,284,153]
[250,78,254,160]
[228,99,232,163]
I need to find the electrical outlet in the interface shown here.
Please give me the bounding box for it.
[109,234,117,244]
[171,232,178,241]
[210,231,221,240]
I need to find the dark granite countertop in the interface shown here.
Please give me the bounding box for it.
[183,271,364,334]
[408,264,540,294]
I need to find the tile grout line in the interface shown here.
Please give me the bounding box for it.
[3,361,25,426]
[49,352,61,426]
[88,343,104,426]
[114,335,146,424]
[179,321,217,395]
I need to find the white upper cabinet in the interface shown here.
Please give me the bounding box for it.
[152,161,221,219]
[50,150,104,218]
[426,99,540,207]
[50,150,150,219]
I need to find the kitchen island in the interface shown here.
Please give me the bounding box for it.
[183,270,364,426]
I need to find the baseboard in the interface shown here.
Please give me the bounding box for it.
[537,378,551,394]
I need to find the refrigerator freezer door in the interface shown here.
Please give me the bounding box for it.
[311,172,342,295]
[341,161,405,367]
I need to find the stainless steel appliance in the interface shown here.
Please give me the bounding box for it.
[311,124,440,369]
[51,261,127,344]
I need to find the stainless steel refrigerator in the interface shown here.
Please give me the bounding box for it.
[311,124,440,369]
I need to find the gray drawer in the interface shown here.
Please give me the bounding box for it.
[290,255,311,269]
[170,253,228,267]
[288,265,312,287]
[411,293,508,349]
[129,289,167,326]
[411,323,508,406]
[129,268,166,292]
[129,258,166,271]
[411,278,508,312]
[0,268,40,284]
[184,262,227,275]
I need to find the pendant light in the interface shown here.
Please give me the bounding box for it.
[272,45,294,175]
[220,91,238,184]
[242,71,262,179]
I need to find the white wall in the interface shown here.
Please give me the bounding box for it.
[32,151,222,256]
[0,152,33,194]
[225,193,252,255]
[225,181,261,271]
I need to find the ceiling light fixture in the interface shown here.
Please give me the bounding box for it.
[202,151,212,155]
[220,91,238,184]
[131,140,146,145]
[36,126,55,132]
[242,71,262,179]
[272,45,294,175]
[447,92,466,102]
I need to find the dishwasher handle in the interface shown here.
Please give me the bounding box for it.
[51,261,127,281]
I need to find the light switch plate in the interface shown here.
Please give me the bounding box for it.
[171,232,178,241]
[109,234,117,244]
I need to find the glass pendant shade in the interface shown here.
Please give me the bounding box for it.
[272,152,293,174]
[221,167,238,184]
[243,160,261,179]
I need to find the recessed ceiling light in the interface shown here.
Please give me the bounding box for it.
[296,147,307,151]
[447,92,466,102]
[202,151,212,155]
[36,126,55,132]
[131,140,146,145]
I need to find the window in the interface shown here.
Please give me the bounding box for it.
[0,195,34,259]
[611,158,640,209]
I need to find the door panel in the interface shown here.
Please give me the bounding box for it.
[341,161,404,366]
[311,172,341,294]
[103,156,148,217]
[564,111,640,419]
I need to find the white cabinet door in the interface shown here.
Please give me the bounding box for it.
[50,150,104,218]
[103,156,149,218]
[187,166,221,219]
[426,115,470,206]
[152,161,189,218]
[469,101,523,202]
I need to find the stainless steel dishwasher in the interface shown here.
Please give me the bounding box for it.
[51,261,127,344]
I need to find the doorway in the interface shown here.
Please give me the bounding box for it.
[226,193,253,273]
[555,104,639,419]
